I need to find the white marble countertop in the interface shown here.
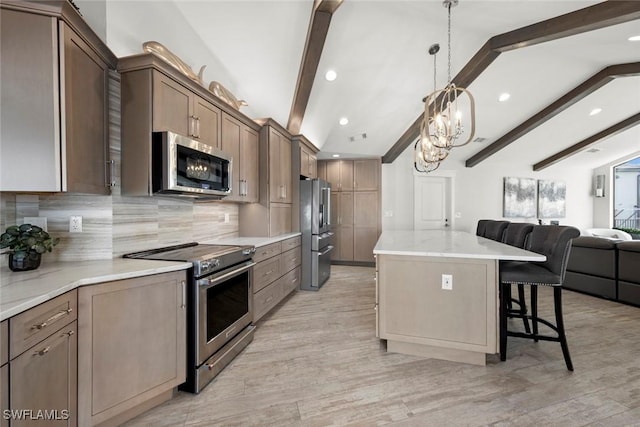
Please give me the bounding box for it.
[0,258,191,321]
[202,232,301,248]
[373,230,546,261]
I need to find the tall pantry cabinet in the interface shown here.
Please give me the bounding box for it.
[319,159,381,263]
[239,119,293,237]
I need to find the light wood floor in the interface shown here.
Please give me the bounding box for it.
[124,265,640,426]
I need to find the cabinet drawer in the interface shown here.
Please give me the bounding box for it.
[281,236,301,251]
[1,320,7,366]
[282,266,301,296]
[10,290,77,359]
[253,280,283,322]
[253,256,281,293]
[281,247,301,274]
[253,242,282,263]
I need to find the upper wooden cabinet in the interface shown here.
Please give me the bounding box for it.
[268,128,292,204]
[0,2,117,194]
[119,54,262,198]
[326,160,354,192]
[153,72,221,150]
[221,113,259,202]
[239,119,294,237]
[294,135,318,179]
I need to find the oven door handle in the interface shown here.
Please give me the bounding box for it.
[199,261,256,288]
[317,245,334,256]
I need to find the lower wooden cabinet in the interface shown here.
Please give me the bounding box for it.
[5,291,78,427]
[253,236,301,322]
[78,271,186,426]
[10,321,77,427]
[0,363,7,427]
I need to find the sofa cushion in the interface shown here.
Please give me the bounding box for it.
[572,236,619,249]
[566,236,617,279]
[618,242,640,283]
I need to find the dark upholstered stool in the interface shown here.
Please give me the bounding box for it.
[499,225,580,371]
[476,219,492,237]
[501,223,534,333]
[483,220,510,241]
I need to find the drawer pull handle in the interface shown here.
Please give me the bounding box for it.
[61,330,75,338]
[265,296,274,303]
[34,346,50,356]
[32,308,73,330]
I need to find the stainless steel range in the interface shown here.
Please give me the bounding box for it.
[124,242,256,393]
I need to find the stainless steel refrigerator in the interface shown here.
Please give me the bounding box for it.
[300,179,334,290]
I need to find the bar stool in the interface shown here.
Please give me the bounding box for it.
[499,225,580,371]
[476,219,492,237]
[482,220,510,241]
[501,223,534,333]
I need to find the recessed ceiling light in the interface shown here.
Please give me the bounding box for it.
[332,154,340,158]
[589,108,602,116]
[339,117,349,126]
[628,35,640,42]
[325,69,337,81]
[498,93,510,102]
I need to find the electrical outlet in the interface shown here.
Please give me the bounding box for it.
[69,216,83,233]
[442,274,453,290]
[224,213,230,223]
[384,210,394,217]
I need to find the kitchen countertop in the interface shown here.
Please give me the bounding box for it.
[0,258,191,321]
[373,230,545,261]
[202,232,301,248]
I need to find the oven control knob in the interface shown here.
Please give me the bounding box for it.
[201,261,211,271]
[211,259,220,268]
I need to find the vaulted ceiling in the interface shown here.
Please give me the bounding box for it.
[103,0,640,172]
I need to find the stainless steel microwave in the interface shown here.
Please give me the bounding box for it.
[152,131,232,198]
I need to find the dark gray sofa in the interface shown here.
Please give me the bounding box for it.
[564,236,618,300]
[617,241,640,306]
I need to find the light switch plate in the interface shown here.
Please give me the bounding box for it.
[442,274,453,290]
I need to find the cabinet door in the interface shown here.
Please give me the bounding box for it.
[279,136,292,203]
[354,191,378,228]
[0,364,6,427]
[339,192,354,226]
[326,161,341,191]
[335,225,354,261]
[193,95,221,150]
[354,159,379,191]
[10,320,77,427]
[221,113,242,200]
[153,71,192,137]
[340,161,354,191]
[268,129,282,203]
[241,126,259,202]
[78,272,186,426]
[300,146,310,178]
[309,154,317,179]
[0,11,61,192]
[354,227,379,262]
[62,24,110,194]
[317,161,327,181]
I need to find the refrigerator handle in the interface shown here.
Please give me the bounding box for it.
[324,187,331,226]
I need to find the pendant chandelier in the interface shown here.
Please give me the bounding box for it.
[415,0,475,173]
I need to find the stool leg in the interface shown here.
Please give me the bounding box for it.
[518,284,531,334]
[531,285,538,342]
[500,282,508,361]
[554,287,573,371]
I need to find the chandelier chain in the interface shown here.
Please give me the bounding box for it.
[447,1,452,83]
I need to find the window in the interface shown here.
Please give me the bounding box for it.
[613,156,640,232]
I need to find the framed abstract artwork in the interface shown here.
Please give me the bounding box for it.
[503,177,537,218]
[538,179,566,218]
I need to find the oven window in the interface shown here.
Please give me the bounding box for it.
[206,270,249,342]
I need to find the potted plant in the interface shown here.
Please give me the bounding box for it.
[0,224,60,271]
[614,227,640,240]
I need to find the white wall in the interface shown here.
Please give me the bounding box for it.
[382,145,595,234]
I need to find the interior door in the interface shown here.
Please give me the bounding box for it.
[414,176,451,230]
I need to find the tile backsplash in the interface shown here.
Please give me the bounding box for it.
[0,73,239,263]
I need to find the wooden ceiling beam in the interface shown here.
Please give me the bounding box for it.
[287,0,342,135]
[533,112,640,171]
[465,62,640,168]
[382,0,640,164]
[491,1,640,52]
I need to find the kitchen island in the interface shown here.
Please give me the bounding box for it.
[373,230,544,365]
